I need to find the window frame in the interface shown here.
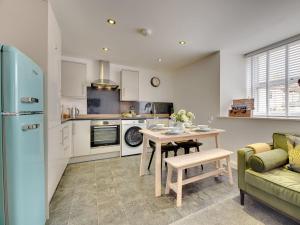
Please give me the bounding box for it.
[246,41,300,118]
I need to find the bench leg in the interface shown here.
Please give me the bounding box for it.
[165,165,173,194]
[226,156,233,185]
[214,160,220,178]
[240,189,245,205]
[177,169,183,207]
[215,160,220,170]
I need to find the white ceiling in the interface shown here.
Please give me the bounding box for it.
[50,0,300,71]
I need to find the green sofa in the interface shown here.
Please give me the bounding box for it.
[238,133,300,222]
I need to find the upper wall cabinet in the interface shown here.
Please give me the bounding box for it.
[61,61,87,98]
[120,70,139,101]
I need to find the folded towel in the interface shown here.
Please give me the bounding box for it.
[247,143,271,154]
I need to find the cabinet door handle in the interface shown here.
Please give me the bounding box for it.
[32,70,39,76]
[21,97,39,104]
[22,124,40,131]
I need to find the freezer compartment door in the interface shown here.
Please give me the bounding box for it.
[2,46,43,113]
[0,44,5,225]
[3,114,45,225]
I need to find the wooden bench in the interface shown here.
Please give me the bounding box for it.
[164,148,233,207]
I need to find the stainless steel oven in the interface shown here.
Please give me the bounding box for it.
[90,120,120,147]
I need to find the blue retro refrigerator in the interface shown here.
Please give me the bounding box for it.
[0,45,45,225]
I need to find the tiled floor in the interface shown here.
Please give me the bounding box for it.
[47,154,238,225]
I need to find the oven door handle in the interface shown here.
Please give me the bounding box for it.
[92,125,118,129]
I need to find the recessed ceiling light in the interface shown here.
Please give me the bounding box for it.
[138,28,152,37]
[107,19,116,25]
[102,47,109,52]
[158,58,162,63]
[179,41,187,45]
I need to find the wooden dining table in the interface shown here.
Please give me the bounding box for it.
[139,128,225,197]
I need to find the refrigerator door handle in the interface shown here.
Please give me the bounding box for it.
[21,97,39,104]
[22,124,40,131]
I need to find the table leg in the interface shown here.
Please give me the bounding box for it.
[214,135,221,169]
[165,165,173,194]
[226,156,234,185]
[155,141,162,197]
[177,169,183,207]
[215,135,219,148]
[139,136,148,176]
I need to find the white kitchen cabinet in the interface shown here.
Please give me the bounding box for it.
[47,125,64,203]
[47,3,62,129]
[47,3,63,205]
[72,120,91,157]
[61,61,87,98]
[120,70,139,101]
[62,122,72,160]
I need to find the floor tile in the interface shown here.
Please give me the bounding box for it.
[69,204,98,225]
[49,188,74,213]
[98,202,128,225]
[48,155,239,225]
[72,190,97,207]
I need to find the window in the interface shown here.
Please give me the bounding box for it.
[247,40,300,117]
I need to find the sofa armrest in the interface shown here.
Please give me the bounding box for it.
[237,147,254,191]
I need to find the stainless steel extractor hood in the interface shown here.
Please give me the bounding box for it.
[91,61,119,90]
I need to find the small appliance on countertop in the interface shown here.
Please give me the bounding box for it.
[0,45,45,225]
[121,119,147,156]
[70,107,80,118]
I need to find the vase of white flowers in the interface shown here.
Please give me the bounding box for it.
[170,109,195,129]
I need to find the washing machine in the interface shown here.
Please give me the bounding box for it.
[121,119,147,156]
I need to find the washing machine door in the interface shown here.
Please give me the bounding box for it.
[124,126,143,147]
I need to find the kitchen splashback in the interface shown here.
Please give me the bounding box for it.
[87,87,173,115]
[87,87,120,114]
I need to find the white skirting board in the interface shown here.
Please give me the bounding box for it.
[69,151,120,164]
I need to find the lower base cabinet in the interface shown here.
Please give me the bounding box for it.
[72,120,91,157]
[47,122,72,204]
[47,125,64,204]
[62,122,72,160]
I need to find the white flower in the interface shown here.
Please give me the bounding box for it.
[177,109,186,115]
[187,112,195,120]
[181,114,189,122]
[172,109,195,122]
[170,113,176,119]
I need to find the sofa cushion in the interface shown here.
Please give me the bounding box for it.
[245,167,300,207]
[249,149,288,172]
[287,136,300,173]
[273,133,300,152]
[273,133,289,152]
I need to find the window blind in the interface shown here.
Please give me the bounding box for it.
[247,40,300,117]
[288,41,300,116]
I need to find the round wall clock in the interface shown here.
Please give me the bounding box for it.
[150,77,160,87]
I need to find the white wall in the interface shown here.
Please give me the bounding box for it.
[173,51,300,165]
[0,0,48,71]
[219,51,247,116]
[174,52,221,121]
[61,56,175,114]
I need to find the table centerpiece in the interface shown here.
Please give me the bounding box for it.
[170,109,195,129]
